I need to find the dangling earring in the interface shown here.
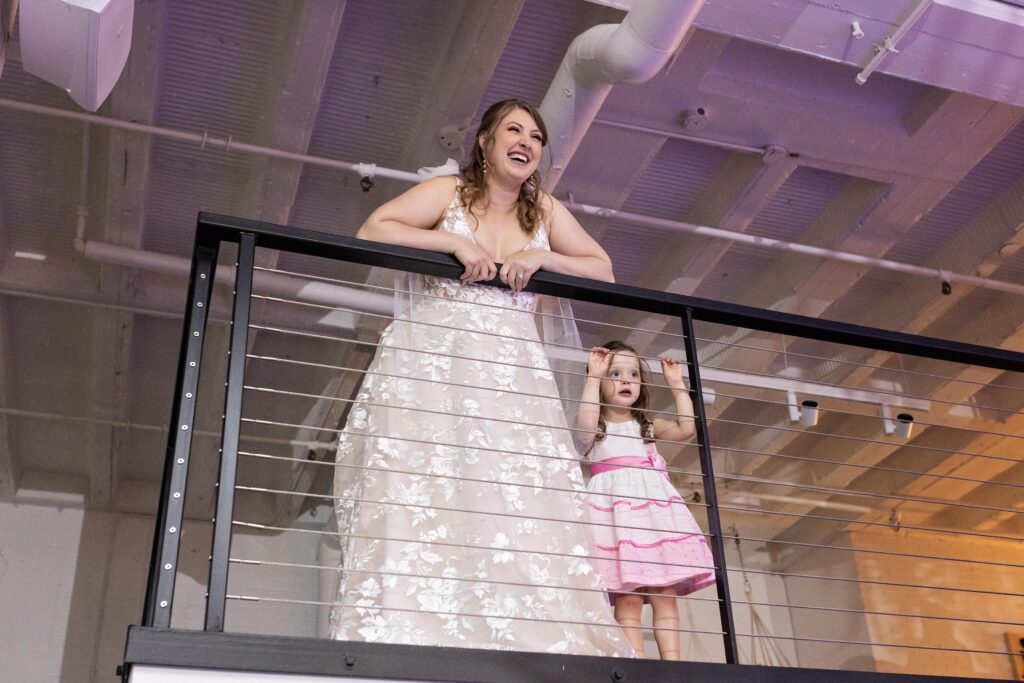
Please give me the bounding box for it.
[481,158,489,174]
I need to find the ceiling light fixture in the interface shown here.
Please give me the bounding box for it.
[787,390,820,427]
[881,404,914,439]
[14,250,47,261]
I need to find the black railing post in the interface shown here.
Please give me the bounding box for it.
[204,233,256,631]
[142,243,219,628]
[680,307,739,663]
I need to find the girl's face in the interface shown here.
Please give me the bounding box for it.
[600,352,642,408]
[480,108,543,185]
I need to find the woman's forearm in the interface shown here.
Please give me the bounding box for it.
[357,219,459,254]
[540,251,614,282]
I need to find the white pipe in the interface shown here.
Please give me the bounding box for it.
[76,241,392,316]
[568,199,1024,297]
[856,0,934,85]
[0,97,420,183]
[594,117,765,155]
[724,493,872,515]
[538,0,705,187]
[4,96,1022,300]
[0,405,332,450]
[74,122,90,249]
[544,344,929,412]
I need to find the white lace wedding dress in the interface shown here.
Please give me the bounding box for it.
[329,194,631,656]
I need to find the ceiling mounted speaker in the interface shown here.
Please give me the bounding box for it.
[19,0,133,112]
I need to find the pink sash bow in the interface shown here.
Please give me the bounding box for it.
[590,443,669,480]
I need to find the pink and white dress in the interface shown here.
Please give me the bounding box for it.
[586,419,716,600]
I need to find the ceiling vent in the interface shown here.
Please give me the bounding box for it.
[19,0,133,111]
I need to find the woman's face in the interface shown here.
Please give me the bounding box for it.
[600,352,642,408]
[480,107,544,185]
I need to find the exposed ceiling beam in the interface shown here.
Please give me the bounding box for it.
[561,29,729,251]
[0,295,17,500]
[762,98,1022,321]
[399,0,526,168]
[87,0,168,506]
[676,95,1023,480]
[237,1,347,229]
[693,0,1024,106]
[749,160,1024,472]
[235,0,346,365]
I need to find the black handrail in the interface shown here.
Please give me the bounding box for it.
[195,211,1024,373]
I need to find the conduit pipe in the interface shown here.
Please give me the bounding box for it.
[856,0,934,85]
[4,95,1023,299]
[74,240,392,316]
[567,199,1024,297]
[0,97,420,184]
[538,0,705,187]
[61,108,392,316]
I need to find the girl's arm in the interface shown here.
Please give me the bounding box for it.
[652,357,697,442]
[357,175,497,283]
[575,347,611,452]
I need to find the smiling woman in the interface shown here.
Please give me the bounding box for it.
[329,100,632,655]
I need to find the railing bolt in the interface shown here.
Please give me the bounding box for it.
[611,669,625,682]
[344,654,356,669]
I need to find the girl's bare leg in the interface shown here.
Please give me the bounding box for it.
[613,593,646,657]
[648,586,681,661]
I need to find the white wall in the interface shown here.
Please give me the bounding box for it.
[0,500,325,682]
[0,503,88,681]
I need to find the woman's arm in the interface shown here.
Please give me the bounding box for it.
[652,357,697,442]
[498,195,613,289]
[534,195,615,282]
[357,176,496,282]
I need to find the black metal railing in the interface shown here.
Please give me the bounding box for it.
[126,211,1024,682]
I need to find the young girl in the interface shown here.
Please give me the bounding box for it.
[577,341,716,659]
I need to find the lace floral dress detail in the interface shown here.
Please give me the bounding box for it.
[329,195,632,656]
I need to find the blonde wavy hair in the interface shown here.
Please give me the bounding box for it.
[458,99,548,237]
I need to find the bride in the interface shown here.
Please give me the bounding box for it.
[330,99,632,656]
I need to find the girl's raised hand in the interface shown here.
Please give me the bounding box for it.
[587,346,612,378]
[660,357,688,390]
[452,235,497,284]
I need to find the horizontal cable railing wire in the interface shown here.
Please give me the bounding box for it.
[231,520,719,577]
[228,556,1024,629]
[244,354,705,422]
[692,335,1024,394]
[220,593,1019,659]
[238,450,710,513]
[705,414,1024,464]
[235,484,717,545]
[237,449,1023,546]
[712,470,1024,517]
[696,359,1024,418]
[252,264,691,342]
[248,324,698,395]
[702,388,1024,441]
[228,594,725,640]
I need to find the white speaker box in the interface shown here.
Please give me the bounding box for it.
[20,0,133,111]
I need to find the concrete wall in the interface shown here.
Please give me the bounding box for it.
[850,527,1023,680]
[0,500,325,682]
